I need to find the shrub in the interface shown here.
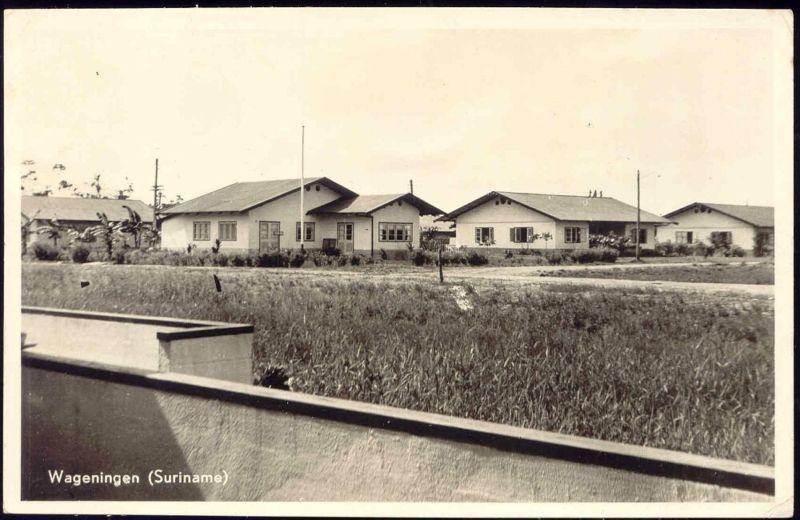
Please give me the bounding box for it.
[753,232,773,257]
[438,250,468,266]
[731,246,746,258]
[656,241,676,256]
[675,243,691,256]
[569,248,618,264]
[466,251,489,266]
[323,246,341,257]
[504,250,514,259]
[231,254,248,267]
[32,242,60,261]
[336,255,350,267]
[411,249,433,266]
[289,251,307,268]
[256,251,289,268]
[70,245,91,264]
[692,241,709,257]
[350,254,366,266]
[214,253,230,267]
[379,249,388,261]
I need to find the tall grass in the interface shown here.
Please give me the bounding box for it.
[545,263,775,285]
[21,264,774,464]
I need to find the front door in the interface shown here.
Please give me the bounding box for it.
[337,222,354,254]
[259,221,281,252]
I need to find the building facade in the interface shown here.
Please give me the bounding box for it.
[661,202,774,251]
[159,177,443,257]
[439,191,671,251]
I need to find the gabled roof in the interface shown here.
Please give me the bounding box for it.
[161,177,358,215]
[22,196,154,223]
[307,193,444,217]
[664,202,774,228]
[439,191,670,224]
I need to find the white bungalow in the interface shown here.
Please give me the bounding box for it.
[159,177,443,258]
[438,191,671,251]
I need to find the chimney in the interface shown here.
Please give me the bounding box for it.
[410,180,414,195]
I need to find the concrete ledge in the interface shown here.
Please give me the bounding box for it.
[22,350,774,497]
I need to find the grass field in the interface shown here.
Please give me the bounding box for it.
[543,262,774,285]
[21,263,774,464]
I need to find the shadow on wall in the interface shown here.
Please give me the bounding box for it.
[22,367,204,500]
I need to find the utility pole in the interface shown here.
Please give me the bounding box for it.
[300,125,305,251]
[152,158,162,226]
[636,170,641,262]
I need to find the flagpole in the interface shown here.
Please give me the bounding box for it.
[300,125,305,250]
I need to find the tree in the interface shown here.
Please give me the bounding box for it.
[21,211,40,255]
[36,219,75,248]
[88,212,123,258]
[541,232,553,249]
[118,205,146,248]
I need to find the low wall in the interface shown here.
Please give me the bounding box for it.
[21,352,773,502]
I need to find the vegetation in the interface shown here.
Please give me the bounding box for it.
[543,263,774,285]
[22,263,774,464]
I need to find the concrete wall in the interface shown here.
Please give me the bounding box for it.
[662,208,757,249]
[453,195,557,249]
[21,354,772,502]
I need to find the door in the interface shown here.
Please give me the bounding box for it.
[337,222,354,254]
[259,221,281,252]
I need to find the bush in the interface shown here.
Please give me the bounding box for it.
[438,250,468,266]
[231,254,248,267]
[256,251,289,268]
[379,249,388,261]
[675,243,691,256]
[323,246,341,257]
[411,249,433,266]
[466,251,489,266]
[569,248,619,264]
[289,251,307,268]
[350,254,367,266]
[692,241,710,257]
[504,250,514,259]
[656,241,676,256]
[336,255,350,267]
[70,245,91,264]
[731,246,746,258]
[214,253,230,267]
[111,249,127,265]
[32,242,60,261]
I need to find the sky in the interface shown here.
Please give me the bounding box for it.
[5,9,785,215]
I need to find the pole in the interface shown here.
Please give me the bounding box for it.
[636,170,641,262]
[300,125,305,250]
[153,158,159,212]
[438,243,444,283]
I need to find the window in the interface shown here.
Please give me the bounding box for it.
[193,221,210,241]
[510,227,535,243]
[710,231,732,245]
[295,221,315,242]
[379,222,412,242]
[564,227,582,244]
[675,231,694,244]
[475,227,494,244]
[630,228,647,244]
[218,221,237,241]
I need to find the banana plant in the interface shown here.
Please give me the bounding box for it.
[36,218,75,248]
[88,212,123,258]
[118,205,145,248]
[21,210,40,255]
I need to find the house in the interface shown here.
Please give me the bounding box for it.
[22,195,154,247]
[437,191,671,251]
[419,215,456,245]
[159,177,444,257]
[662,202,774,252]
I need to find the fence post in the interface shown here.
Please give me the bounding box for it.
[438,243,444,283]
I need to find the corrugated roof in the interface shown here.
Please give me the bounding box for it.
[440,191,670,224]
[664,202,774,228]
[22,196,154,223]
[161,177,357,214]
[308,193,444,216]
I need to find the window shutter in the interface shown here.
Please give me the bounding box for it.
[577,228,582,242]
[489,228,494,242]
[564,228,569,242]
[510,228,516,243]
[475,228,481,243]
[527,227,534,242]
